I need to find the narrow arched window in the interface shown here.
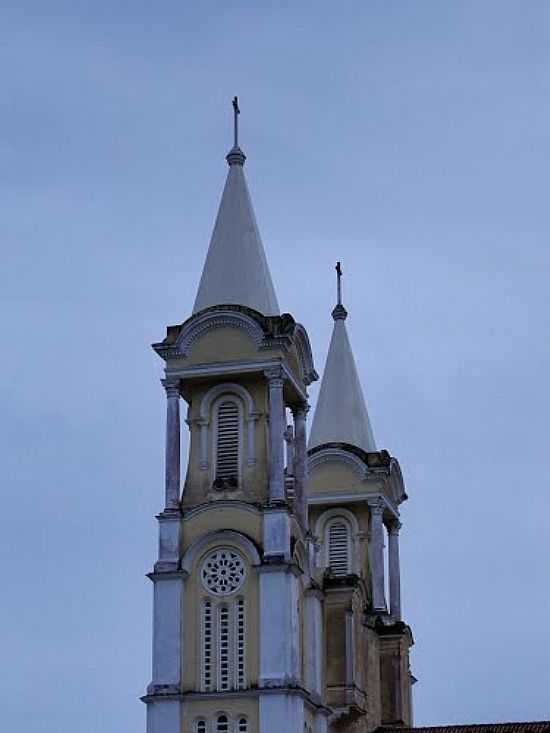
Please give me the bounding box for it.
[214,398,241,488]
[201,600,213,691]
[216,715,229,733]
[327,518,351,576]
[195,720,207,733]
[238,718,248,732]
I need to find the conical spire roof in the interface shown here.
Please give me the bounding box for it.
[193,104,279,316]
[308,268,376,453]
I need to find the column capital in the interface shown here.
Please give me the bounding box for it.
[161,378,180,399]
[368,497,385,517]
[291,401,310,419]
[388,520,402,536]
[264,366,286,387]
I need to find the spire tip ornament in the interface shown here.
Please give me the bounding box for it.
[332,261,348,320]
[226,95,246,167]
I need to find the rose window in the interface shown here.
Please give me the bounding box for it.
[200,548,246,596]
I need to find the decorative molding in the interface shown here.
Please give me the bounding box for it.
[181,530,261,574]
[165,358,307,402]
[308,447,368,479]
[176,310,264,357]
[264,366,286,387]
[161,378,180,399]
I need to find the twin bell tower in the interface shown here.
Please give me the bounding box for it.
[143,100,414,733]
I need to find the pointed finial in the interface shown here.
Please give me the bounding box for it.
[226,96,246,167]
[332,261,348,320]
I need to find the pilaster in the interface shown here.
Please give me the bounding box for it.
[368,498,387,613]
[162,379,181,510]
[265,367,286,502]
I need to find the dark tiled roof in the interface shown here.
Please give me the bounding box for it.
[379,723,550,733]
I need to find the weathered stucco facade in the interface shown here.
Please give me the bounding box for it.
[142,110,414,733]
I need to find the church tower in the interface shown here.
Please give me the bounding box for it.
[143,102,414,733]
[144,100,322,733]
[306,265,414,731]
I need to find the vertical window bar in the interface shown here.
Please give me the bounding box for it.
[217,605,230,691]
[201,599,213,691]
[236,598,246,689]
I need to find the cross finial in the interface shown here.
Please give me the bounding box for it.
[336,261,343,305]
[332,261,348,321]
[232,96,240,148]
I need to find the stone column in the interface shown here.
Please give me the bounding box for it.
[265,368,286,502]
[292,403,308,524]
[162,379,181,510]
[388,521,402,621]
[369,499,386,613]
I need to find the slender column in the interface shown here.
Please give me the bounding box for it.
[292,403,308,524]
[284,425,294,476]
[388,521,402,621]
[162,379,181,510]
[369,499,386,612]
[265,368,286,501]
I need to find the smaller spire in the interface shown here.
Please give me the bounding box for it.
[308,264,376,453]
[226,96,246,167]
[332,260,348,321]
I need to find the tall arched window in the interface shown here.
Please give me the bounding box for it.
[238,718,248,732]
[195,720,207,733]
[199,548,248,692]
[213,397,242,488]
[216,715,229,733]
[327,517,352,576]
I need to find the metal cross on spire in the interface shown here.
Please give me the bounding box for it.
[332,261,348,321]
[232,96,240,148]
[336,261,343,305]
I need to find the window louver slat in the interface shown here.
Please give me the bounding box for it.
[216,401,240,481]
[328,521,350,576]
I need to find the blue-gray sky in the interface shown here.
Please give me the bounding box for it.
[2,2,549,731]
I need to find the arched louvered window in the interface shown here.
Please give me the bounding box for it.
[214,397,242,488]
[327,518,352,576]
[195,720,207,733]
[216,715,229,733]
[238,718,248,732]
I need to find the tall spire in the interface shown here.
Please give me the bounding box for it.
[308,263,376,453]
[193,98,280,316]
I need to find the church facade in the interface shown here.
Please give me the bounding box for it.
[142,108,414,733]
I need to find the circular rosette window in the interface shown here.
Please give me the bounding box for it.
[200,548,247,596]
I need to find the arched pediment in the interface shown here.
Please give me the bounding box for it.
[308,447,369,479]
[181,529,261,574]
[177,309,265,358]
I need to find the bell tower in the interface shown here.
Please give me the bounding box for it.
[143,101,327,733]
[306,264,414,731]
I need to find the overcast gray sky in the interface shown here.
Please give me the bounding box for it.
[2,2,549,731]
